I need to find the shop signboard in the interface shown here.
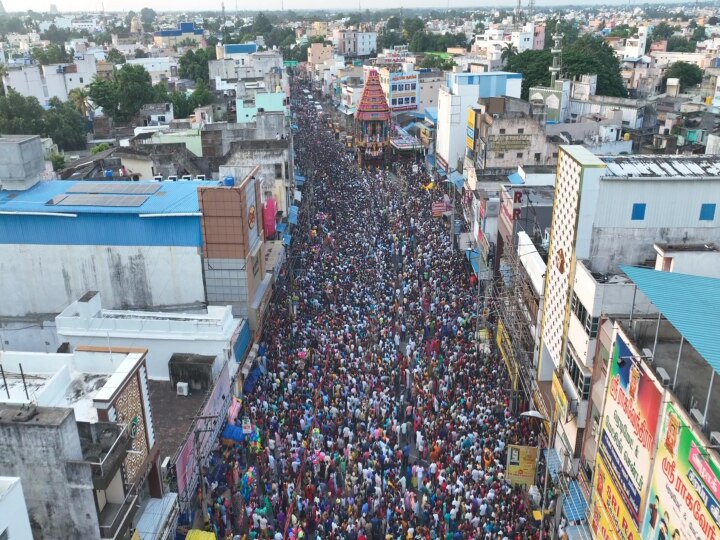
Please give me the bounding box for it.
[551,371,568,423]
[590,455,639,540]
[506,445,538,486]
[595,333,663,531]
[496,319,517,390]
[640,400,720,540]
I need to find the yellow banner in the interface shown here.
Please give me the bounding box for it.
[496,319,518,390]
[506,444,538,486]
[551,371,568,422]
[589,456,640,540]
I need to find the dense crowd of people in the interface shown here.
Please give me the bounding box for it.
[201,76,551,540]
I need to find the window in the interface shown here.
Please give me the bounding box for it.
[411,83,417,90]
[574,427,585,458]
[534,152,541,161]
[518,128,524,134]
[391,84,397,92]
[700,203,716,221]
[392,98,397,105]
[516,152,523,158]
[571,292,599,338]
[564,346,591,400]
[631,203,646,221]
[499,128,506,134]
[79,77,84,83]
[497,152,505,158]
[552,152,558,158]
[411,97,416,103]
[274,163,282,178]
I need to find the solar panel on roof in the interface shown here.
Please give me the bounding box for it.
[54,194,150,207]
[67,182,161,195]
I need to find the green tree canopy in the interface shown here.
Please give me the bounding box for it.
[179,49,210,83]
[650,21,679,42]
[106,48,126,65]
[667,36,696,52]
[666,61,703,91]
[87,77,119,118]
[190,79,213,109]
[505,49,553,99]
[252,13,273,36]
[44,97,87,150]
[0,90,46,135]
[403,17,425,41]
[31,44,71,65]
[544,19,580,49]
[115,64,155,120]
[140,8,156,24]
[386,16,401,31]
[134,48,149,59]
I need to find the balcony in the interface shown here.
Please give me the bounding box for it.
[76,422,132,491]
[99,490,138,539]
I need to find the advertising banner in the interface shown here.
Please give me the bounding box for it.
[596,334,663,529]
[590,455,639,540]
[641,400,720,540]
[552,371,568,423]
[496,319,518,390]
[506,445,538,486]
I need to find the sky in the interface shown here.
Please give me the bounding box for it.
[2,0,650,14]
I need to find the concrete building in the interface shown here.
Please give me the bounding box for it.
[307,42,333,69]
[0,348,165,539]
[153,22,204,48]
[436,70,522,174]
[376,66,419,113]
[332,28,357,56]
[537,147,720,489]
[123,57,178,84]
[2,54,97,106]
[0,477,33,539]
[55,291,252,380]
[650,50,717,69]
[468,96,556,171]
[355,31,378,56]
[417,69,443,114]
[0,134,45,191]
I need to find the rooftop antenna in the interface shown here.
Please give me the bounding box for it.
[528,0,534,20]
[221,1,226,24]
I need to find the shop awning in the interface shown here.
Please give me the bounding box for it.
[294,174,306,187]
[276,222,287,233]
[448,170,464,191]
[562,479,589,523]
[465,249,488,276]
[288,205,299,225]
[283,233,292,246]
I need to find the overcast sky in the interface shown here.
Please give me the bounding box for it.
[4,0,648,14]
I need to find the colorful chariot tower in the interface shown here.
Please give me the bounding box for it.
[354,69,391,168]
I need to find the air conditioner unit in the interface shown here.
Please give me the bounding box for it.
[196,174,206,180]
[176,382,189,396]
[656,367,671,387]
[710,432,720,446]
[485,200,500,217]
[153,175,163,182]
[642,348,653,361]
[690,408,705,426]
[181,175,193,181]
[168,175,178,182]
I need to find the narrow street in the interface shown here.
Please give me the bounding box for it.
[203,78,546,540]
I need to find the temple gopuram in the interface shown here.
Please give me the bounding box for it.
[353,69,391,168]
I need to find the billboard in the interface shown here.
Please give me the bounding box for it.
[506,445,538,486]
[641,400,720,540]
[594,334,663,531]
[590,455,639,540]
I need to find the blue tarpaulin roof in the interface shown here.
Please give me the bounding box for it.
[620,265,720,376]
[276,222,287,233]
[508,172,524,185]
[283,233,292,246]
[288,205,299,225]
[424,107,438,124]
[448,171,464,191]
[242,365,263,395]
[465,249,488,276]
[294,174,305,187]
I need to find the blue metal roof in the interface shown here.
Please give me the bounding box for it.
[508,172,524,185]
[621,265,720,376]
[224,43,258,55]
[0,180,217,215]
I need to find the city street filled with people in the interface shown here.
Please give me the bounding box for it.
[202,76,549,540]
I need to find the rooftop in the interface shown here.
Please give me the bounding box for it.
[0,180,218,215]
[600,154,720,178]
[655,242,719,253]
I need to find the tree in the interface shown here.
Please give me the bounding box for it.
[179,49,210,83]
[505,49,553,99]
[68,88,93,118]
[91,142,111,154]
[667,36,695,52]
[649,21,678,43]
[563,36,627,97]
[106,48,126,65]
[169,90,193,119]
[140,8,156,25]
[251,12,273,36]
[544,19,579,49]
[501,43,518,64]
[88,77,120,118]
[43,98,87,150]
[0,90,46,135]
[666,61,703,91]
[190,79,213,109]
[50,152,66,172]
[114,64,155,121]
[709,16,719,26]
[419,54,455,71]
[692,26,707,42]
[31,44,71,65]
[404,17,425,41]
[386,16,401,31]
[134,48,149,59]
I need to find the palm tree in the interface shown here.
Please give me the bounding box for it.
[501,43,518,64]
[68,88,94,118]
